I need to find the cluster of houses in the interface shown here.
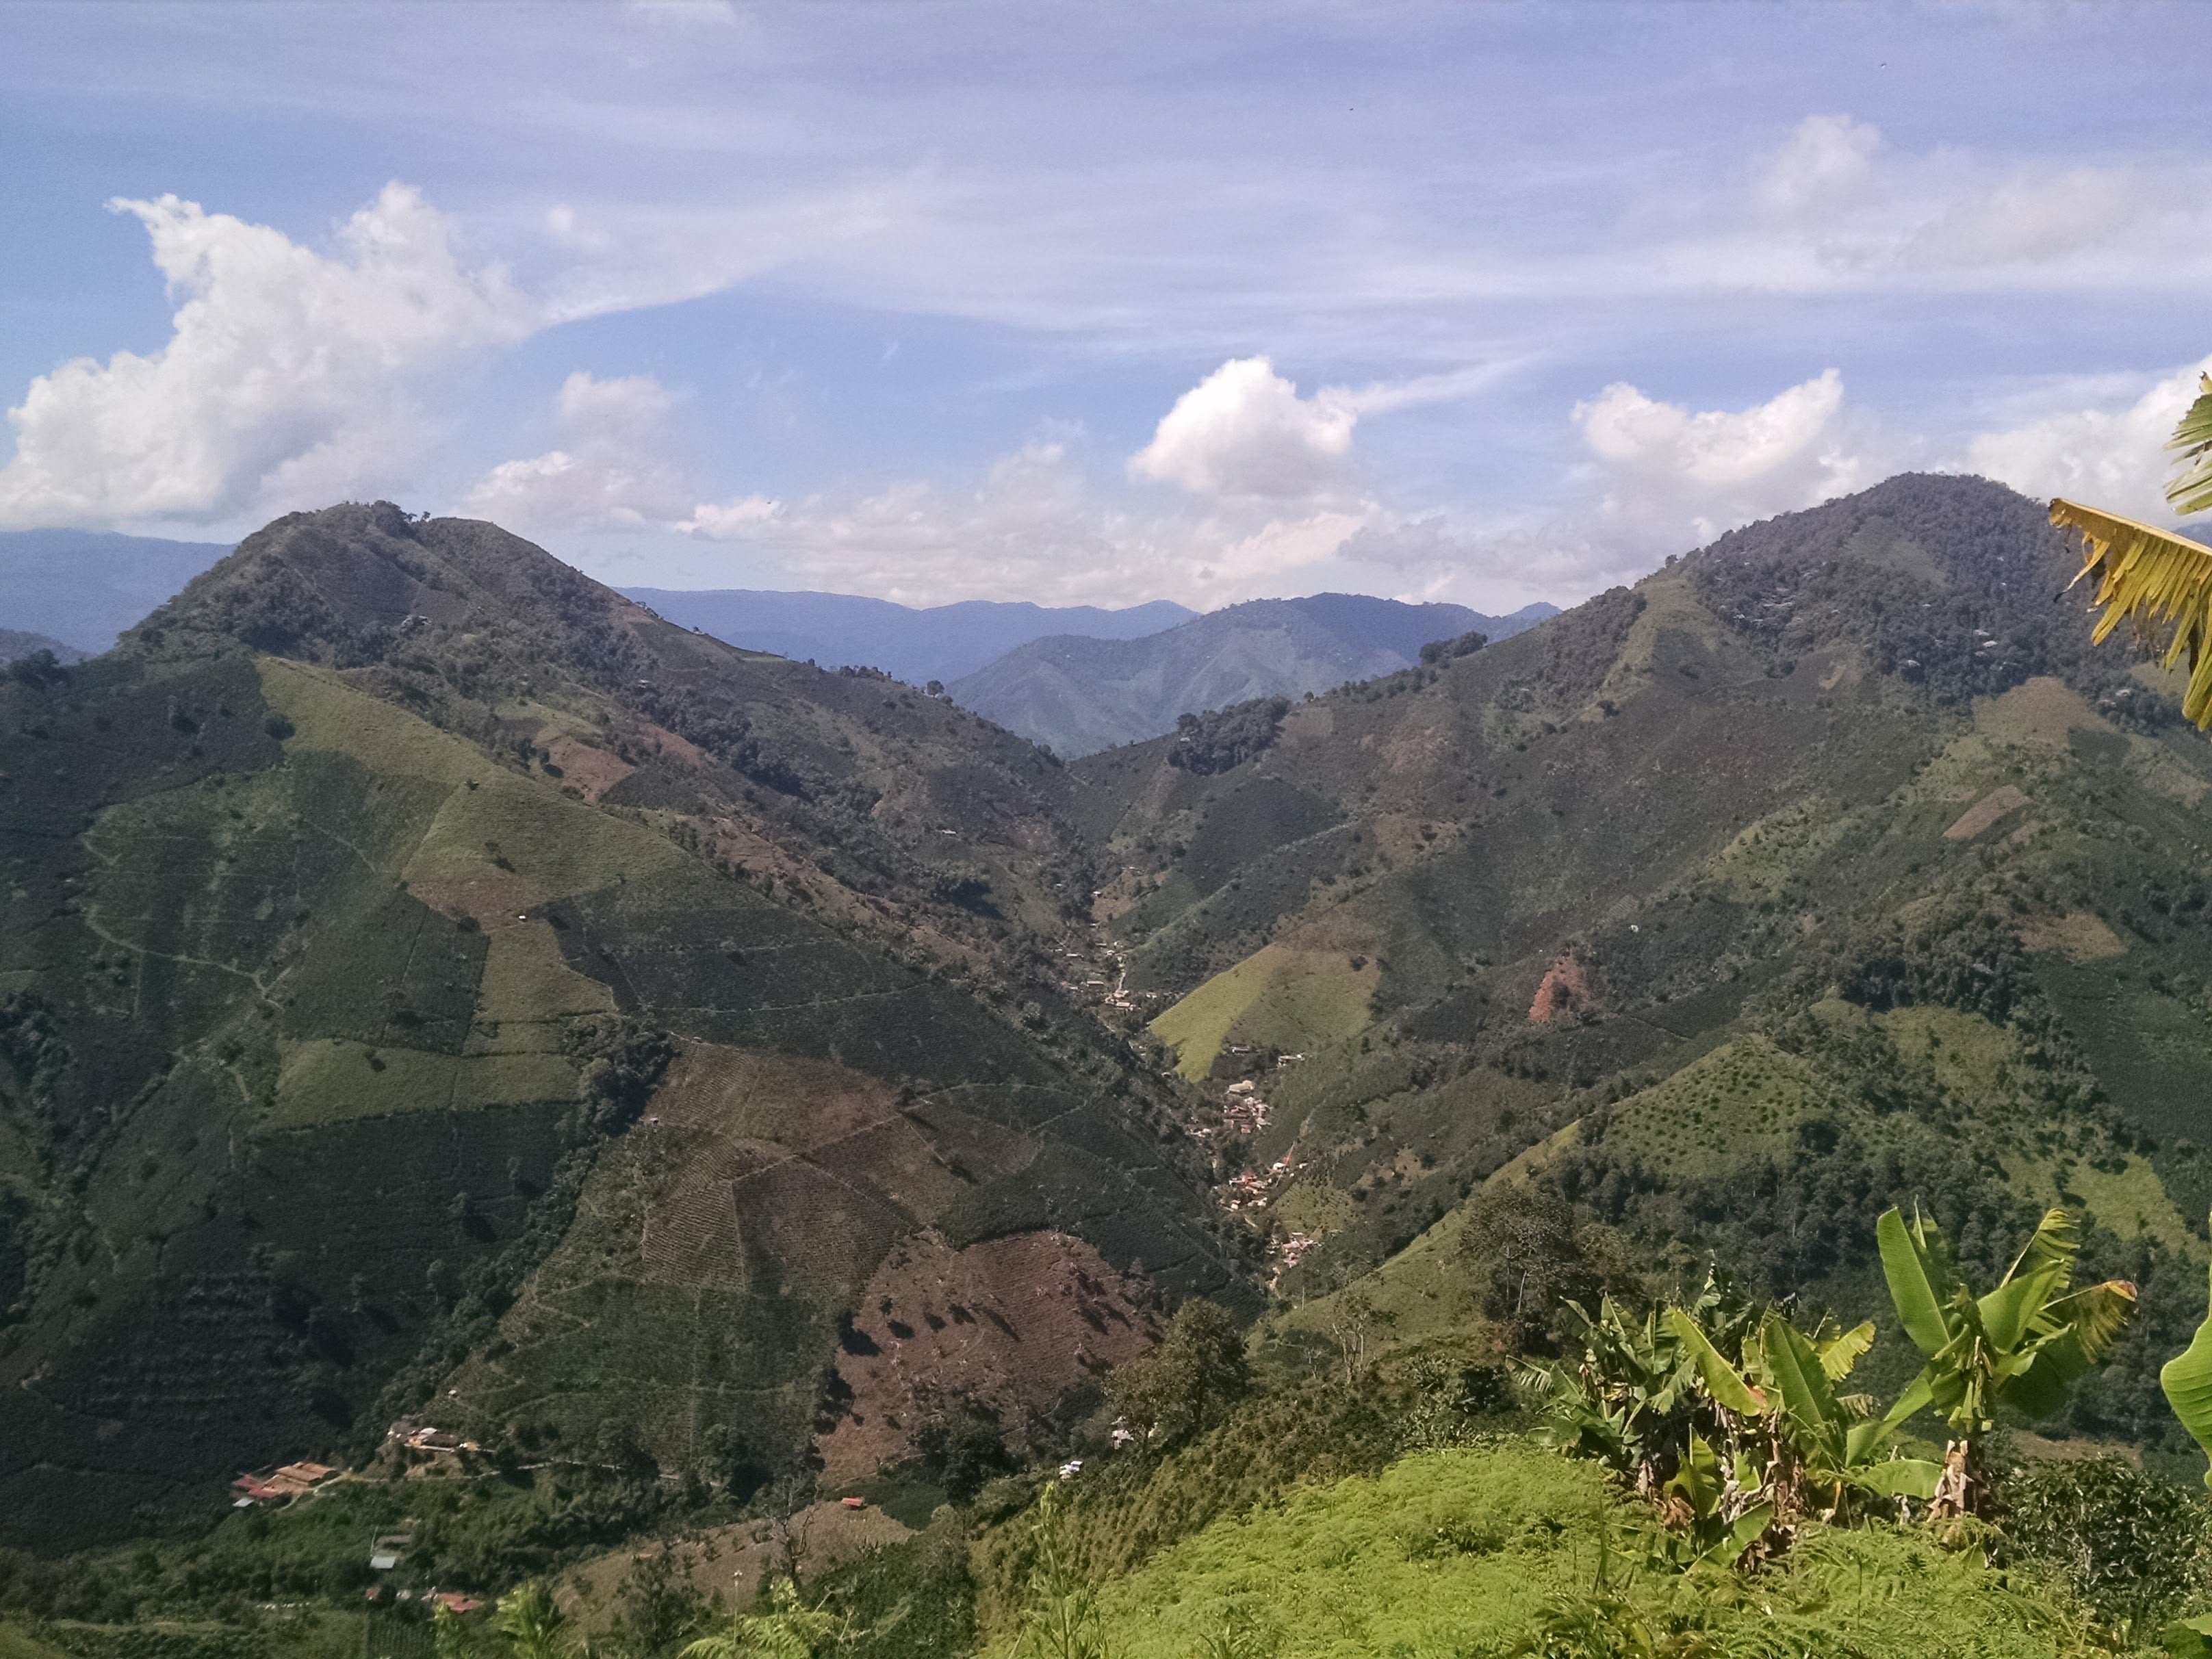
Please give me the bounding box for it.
[384,1417,484,1464]
[1220,1079,1272,1134]
[1222,1153,1300,1213]
[1268,1230,1320,1282]
[231,1461,339,1506]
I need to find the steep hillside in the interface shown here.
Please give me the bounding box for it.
[951,595,1556,758]
[0,504,1242,1547]
[0,529,233,654]
[1070,474,2212,1448]
[623,588,1193,686]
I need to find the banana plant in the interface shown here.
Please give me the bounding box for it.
[1656,1429,1773,1571]
[1668,1307,1940,1522]
[1530,1272,1759,1495]
[2050,370,2212,728]
[1878,1205,2137,1515]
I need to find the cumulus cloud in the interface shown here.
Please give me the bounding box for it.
[1573,369,1880,545]
[1129,357,1359,499]
[459,371,704,533]
[1966,358,2212,518]
[670,440,1363,608]
[0,184,528,530]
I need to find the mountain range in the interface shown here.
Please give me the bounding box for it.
[0,503,1239,1547]
[0,629,85,667]
[5,472,2210,1595]
[951,595,1558,756]
[622,587,1196,688]
[0,528,236,654]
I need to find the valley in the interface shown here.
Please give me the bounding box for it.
[6,474,2212,1657]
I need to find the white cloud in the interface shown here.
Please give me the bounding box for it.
[1573,369,1879,544]
[459,371,697,532]
[625,0,738,21]
[674,439,1365,609]
[1903,166,2151,270]
[682,493,783,539]
[1754,114,1882,222]
[1966,357,2212,517]
[0,184,528,530]
[1129,357,1359,499]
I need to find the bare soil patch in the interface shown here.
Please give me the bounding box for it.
[813,1230,1159,1487]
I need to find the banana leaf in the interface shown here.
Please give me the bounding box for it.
[1878,1207,1957,1358]
[2005,1207,2081,1294]
[1814,1320,1875,1382]
[2166,371,2212,517]
[2049,499,2212,728]
[2009,1280,2139,1421]
[1758,1315,1844,1457]
[1664,1307,1767,1415]
[1841,1456,1942,1500]
[2161,1242,2212,1489]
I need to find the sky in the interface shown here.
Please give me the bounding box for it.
[0,1,2205,615]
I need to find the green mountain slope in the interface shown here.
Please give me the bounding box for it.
[1070,474,2212,1445]
[951,595,1554,759]
[0,505,1241,1547]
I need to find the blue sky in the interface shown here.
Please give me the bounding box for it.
[0,1,2204,613]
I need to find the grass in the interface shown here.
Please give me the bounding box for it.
[1071,1445,2107,1659]
[269,1038,579,1127]
[1149,944,1378,1081]
[470,923,619,1052]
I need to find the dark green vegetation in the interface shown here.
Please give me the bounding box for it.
[950,594,1554,758]
[15,473,2212,1656]
[0,502,1238,1552]
[1080,474,2212,1463]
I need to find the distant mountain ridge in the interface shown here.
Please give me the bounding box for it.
[952,593,1560,756]
[623,587,1195,686]
[0,528,235,652]
[0,628,86,666]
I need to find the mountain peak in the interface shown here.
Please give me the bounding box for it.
[138,504,631,665]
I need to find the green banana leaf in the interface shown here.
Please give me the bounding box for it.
[1758,1314,1843,1456]
[2161,1242,2212,1489]
[1814,1320,1875,1382]
[1711,1502,1775,1569]
[2008,1279,2140,1419]
[2168,372,2212,517]
[1664,1307,1767,1415]
[1979,1268,2063,1354]
[1841,1457,1943,1500]
[2005,1207,2081,1294]
[1878,1208,1956,1358]
[1873,1369,1933,1440]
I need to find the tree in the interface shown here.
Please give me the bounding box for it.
[2050,370,2212,726]
[1877,1205,2136,1516]
[1460,1179,1640,1353]
[1107,1299,1248,1449]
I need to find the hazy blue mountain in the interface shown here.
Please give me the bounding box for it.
[623,587,1196,686]
[0,628,86,665]
[951,593,1560,756]
[0,529,235,652]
